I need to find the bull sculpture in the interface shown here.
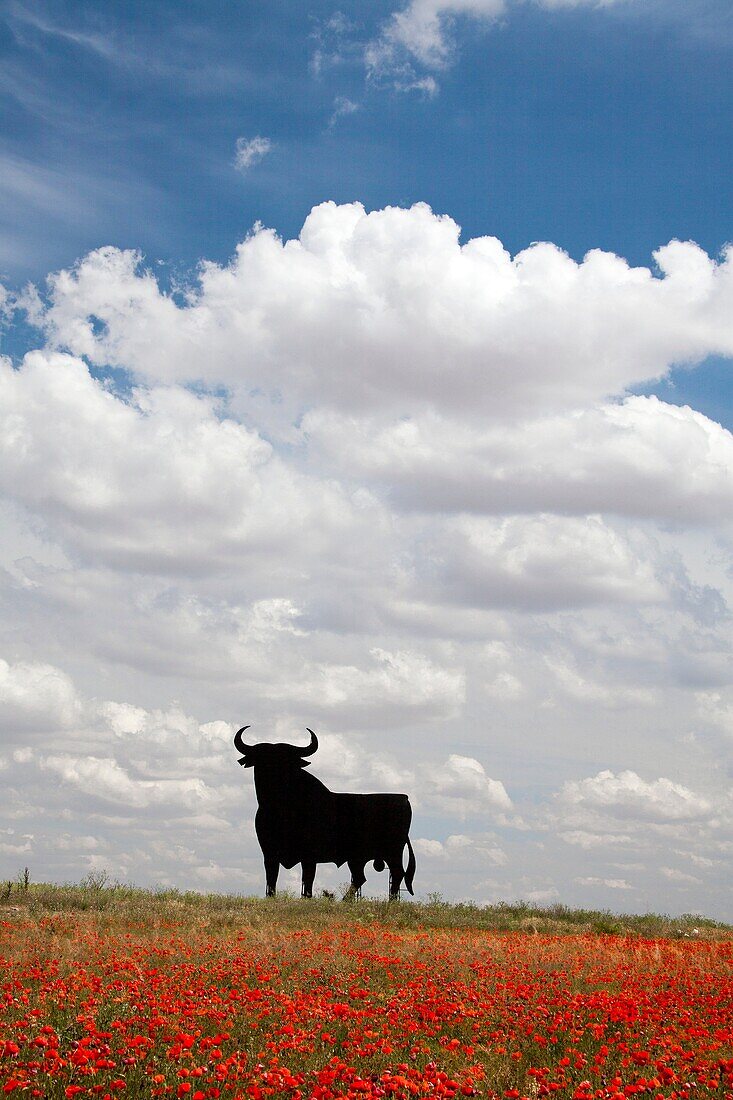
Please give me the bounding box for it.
[234,726,416,899]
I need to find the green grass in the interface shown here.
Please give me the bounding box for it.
[1,875,729,939]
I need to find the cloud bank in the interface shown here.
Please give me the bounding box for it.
[1,200,732,913]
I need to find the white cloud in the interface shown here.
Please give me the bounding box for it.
[559,830,634,849]
[328,96,360,128]
[674,850,716,868]
[0,352,386,576]
[0,839,32,855]
[575,875,632,889]
[51,833,103,852]
[525,887,559,903]
[424,754,512,815]
[558,769,712,822]
[661,866,701,884]
[32,205,733,421]
[431,514,665,612]
[413,833,507,865]
[303,397,733,524]
[367,0,507,73]
[0,659,244,813]
[233,136,272,172]
[286,648,465,719]
[487,672,523,699]
[0,656,85,734]
[41,753,216,810]
[1,200,733,913]
[414,836,445,856]
[367,0,631,84]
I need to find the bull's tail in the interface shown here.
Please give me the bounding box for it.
[404,837,416,896]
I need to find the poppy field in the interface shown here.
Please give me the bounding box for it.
[1,899,732,1100]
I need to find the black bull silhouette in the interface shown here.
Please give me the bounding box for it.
[234,727,416,898]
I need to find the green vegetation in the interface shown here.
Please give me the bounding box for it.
[1,873,729,939]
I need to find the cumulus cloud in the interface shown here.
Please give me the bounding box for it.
[233,136,272,172]
[558,769,712,822]
[0,351,387,575]
[0,656,85,734]
[284,648,466,720]
[414,833,507,867]
[303,397,733,524]
[430,514,665,611]
[0,350,688,633]
[41,753,216,810]
[1,200,733,911]
[413,836,506,862]
[30,204,733,420]
[525,887,559,903]
[423,754,512,815]
[0,838,32,856]
[0,658,248,819]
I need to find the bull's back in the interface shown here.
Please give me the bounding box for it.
[334,792,412,854]
[255,787,412,868]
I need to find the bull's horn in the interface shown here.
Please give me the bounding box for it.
[233,726,253,755]
[300,728,319,756]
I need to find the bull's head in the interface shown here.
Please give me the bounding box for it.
[233,726,319,769]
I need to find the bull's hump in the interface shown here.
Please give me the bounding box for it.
[336,791,409,800]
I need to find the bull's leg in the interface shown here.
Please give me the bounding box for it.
[264,855,279,897]
[387,856,404,900]
[347,860,366,900]
[301,860,316,898]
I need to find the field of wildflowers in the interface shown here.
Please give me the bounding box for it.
[1,888,732,1100]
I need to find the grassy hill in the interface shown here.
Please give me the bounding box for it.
[2,876,730,939]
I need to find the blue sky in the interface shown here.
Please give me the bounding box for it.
[1,0,733,911]
[2,1,732,418]
[2,0,731,273]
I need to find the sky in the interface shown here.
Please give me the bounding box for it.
[0,0,732,916]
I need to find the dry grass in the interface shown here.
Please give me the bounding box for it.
[1,876,729,940]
